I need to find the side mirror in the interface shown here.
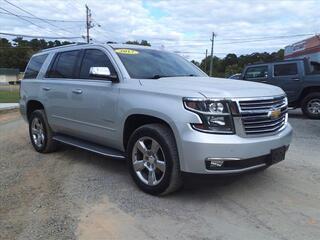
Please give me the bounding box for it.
[89,67,118,81]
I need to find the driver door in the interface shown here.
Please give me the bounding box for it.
[67,48,120,148]
[243,65,270,84]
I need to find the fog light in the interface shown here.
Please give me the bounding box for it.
[206,158,224,169]
[211,160,224,167]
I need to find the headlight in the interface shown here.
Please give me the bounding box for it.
[284,96,288,107]
[183,98,235,134]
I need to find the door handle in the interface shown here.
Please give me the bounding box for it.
[292,78,300,81]
[42,87,51,91]
[72,89,83,94]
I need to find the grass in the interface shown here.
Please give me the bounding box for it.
[0,90,20,103]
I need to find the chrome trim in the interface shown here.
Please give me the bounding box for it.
[206,157,241,161]
[52,115,116,131]
[230,94,286,102]
[236,95,288,136]
[190,124,234,134]
[205,163,267,174]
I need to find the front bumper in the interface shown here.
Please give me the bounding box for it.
[178,123,293,174]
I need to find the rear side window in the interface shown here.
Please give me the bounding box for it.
[274,63,298,76]
[24,54,48,79]
[244,66,268,79]
[79,49,116,79]
[47,50,79,78]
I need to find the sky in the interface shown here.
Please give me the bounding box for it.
[0,0,319,61]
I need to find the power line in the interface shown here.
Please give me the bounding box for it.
[3,0,76,35]
[0,31,81,39]
[216,33,315,42]
[150,34,316,47]
[149,33,315,43]
[0,6,58,35]
[0,11,84,22]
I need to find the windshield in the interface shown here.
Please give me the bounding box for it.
[114,48,206,79]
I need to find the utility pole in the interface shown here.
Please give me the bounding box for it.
[85,4,92,43]
[205,49,208,73]
[209,32,215,77]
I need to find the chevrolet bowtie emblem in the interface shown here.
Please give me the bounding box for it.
[268,108,281,119]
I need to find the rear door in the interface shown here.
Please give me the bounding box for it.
[42,50,81,133]
[271,62,302,102]
[243,65,270,84]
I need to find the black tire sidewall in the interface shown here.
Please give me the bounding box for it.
[29,110,49,152]
[302,93,320,119]
[127,125,175,195]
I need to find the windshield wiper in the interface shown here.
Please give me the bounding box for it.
[177,74,197,77]
[150,74,198,79]
[151,74,172,79]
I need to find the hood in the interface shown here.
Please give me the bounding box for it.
[139,77,284,99]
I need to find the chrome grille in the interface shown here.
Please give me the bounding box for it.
[238,96,288,135]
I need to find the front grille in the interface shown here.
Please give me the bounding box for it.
[238,96,288,135]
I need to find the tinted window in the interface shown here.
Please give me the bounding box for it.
[115,48,204,79]
[274,63,298,76]
[24,54,48,79]
[79,49,116,79]
[47,50,79,78]
[244,66,268,79]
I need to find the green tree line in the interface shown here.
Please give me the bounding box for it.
[193,49,284,77]
[0,37,283,76]
[0,37,73,71]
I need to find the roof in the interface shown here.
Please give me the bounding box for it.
[38,42,157,55]
[0,68,19,75]
[247,58,305,66]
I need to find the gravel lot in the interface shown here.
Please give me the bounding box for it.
[0,110,319,240]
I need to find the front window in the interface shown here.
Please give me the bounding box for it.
[114,48,205,79]
[244,66,268,79]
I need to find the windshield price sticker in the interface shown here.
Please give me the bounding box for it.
[115,49,139,55]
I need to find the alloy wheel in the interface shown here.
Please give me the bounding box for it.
[31,117,45,148]
[132,137,166,186]
[307,98,320,115]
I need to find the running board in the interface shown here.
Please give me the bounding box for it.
[53,134,125,159]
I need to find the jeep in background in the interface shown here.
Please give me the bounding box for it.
[20,44,292,195]
[241,59,320,119]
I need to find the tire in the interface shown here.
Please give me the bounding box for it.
[301,93,320,119]
[28,109,58,153]
[126,123,183,195]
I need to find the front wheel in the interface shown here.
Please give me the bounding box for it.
[127,124,182,195]
[301,93,320,119]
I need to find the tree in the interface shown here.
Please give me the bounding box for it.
[191,60,200,67]
[197,49,284,77]
[0,37,73,71]
[125,40,151,46]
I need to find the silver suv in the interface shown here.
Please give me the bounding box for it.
[20,43,292,195]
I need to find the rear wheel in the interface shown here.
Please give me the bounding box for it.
[301,93,320,119]
[127,124,182,195]
[29,110,57,153]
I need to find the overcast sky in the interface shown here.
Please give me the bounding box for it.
[1,0,319,61]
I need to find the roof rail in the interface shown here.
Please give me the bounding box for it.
[40,42,87,52]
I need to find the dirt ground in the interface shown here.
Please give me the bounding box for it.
[0,110,319,240]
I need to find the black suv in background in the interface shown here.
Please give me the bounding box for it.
[241,59,320,119]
